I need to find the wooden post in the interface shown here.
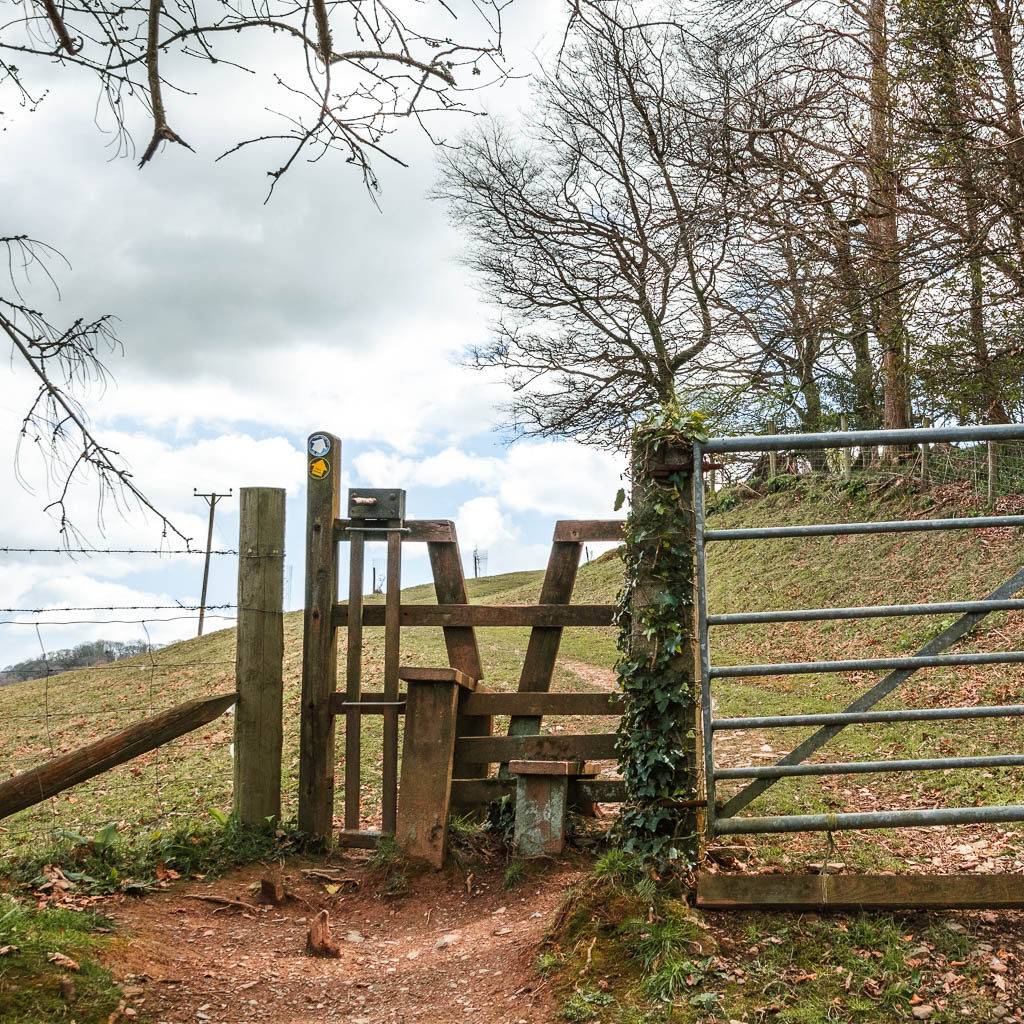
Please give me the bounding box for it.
[988,440,998,504]
[768,420,778,479]
[396,667,476,868]
[381,528,402,833]
[343,529,365,832]
[921,416,931,486]
[840,414,852,481]
[298,431,341,841]
[233,487,286,824]
[629,433,699,844]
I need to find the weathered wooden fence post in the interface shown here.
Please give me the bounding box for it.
[299,432,341,841]
[616,417,700,862]
[768,420,778,480]
[233,487,286,824]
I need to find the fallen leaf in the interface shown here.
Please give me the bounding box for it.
[47,952,79,971]
[911,1005,934,1020]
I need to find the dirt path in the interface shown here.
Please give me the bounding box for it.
[102,854,583,1024]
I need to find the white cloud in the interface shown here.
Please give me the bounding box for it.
[498,442,625,518]
[455,496,517,552]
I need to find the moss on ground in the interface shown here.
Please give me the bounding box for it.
[0,897,123,1024]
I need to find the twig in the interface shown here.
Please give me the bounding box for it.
[183,894,257,913]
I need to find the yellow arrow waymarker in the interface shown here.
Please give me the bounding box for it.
[309,457,331,480]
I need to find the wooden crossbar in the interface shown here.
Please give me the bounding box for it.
[461,692,623,716]
[334,518,455,542]
[454,732,618,762]
[553,520,625,542]
[0,693,237,820]
[331,603,615,629]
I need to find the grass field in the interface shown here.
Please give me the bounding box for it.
[2,471,1023,871]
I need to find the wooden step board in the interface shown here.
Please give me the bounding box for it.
[697,872,1024,910]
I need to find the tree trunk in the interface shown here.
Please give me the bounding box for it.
[866,0,910,446]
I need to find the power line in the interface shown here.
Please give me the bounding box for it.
[0,547,237,555]
[0,602,234,610]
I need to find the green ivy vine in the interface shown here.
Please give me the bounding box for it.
[614,401,706,867]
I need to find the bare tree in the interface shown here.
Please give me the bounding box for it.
[1,0,511,540]
[2,0,509,191]
[436,9,740,445]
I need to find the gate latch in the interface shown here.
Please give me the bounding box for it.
[347,488,406,523]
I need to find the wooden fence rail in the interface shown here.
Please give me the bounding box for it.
[0,693,237,821]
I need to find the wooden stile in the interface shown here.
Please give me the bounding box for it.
[0,693,236,820]
[233,487,286,824]
[298,431,341,841]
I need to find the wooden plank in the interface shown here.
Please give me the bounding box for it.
[338,829,384,850]
[398,667,478,690]
[396,678,460,868]
[576,778,627,803]
[553,520,625,542]
[455,732,618,762]
[298,431,342,841]
[462,691,623,717]
[447,777,626,806]
[428,538,490,780]
[343,528,365,833]
[509,760,587,776]
[233,487,286,825]
[696,872,1024,911]
[331,603,616,629]
[0,693,236,820]
[382,526,402,834]
[335,519,454,543]
[508,540,583,737]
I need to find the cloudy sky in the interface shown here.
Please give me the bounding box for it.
[0,0,625,664]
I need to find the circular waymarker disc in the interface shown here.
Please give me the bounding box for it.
[309,457,331,480]
[308,434,332,458]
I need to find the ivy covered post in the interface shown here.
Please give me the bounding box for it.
[615,406,703,865]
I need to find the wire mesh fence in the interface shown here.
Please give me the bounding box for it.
[707,427,1024,506]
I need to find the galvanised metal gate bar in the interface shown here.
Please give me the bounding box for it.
[693,422,1024,838]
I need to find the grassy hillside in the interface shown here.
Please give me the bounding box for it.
[2,472,1023,868]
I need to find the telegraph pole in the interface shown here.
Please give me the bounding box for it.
[194,488,232,636]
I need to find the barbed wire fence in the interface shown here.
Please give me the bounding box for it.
[0,545,246,863]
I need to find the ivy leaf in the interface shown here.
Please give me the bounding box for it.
[614,487,626,511]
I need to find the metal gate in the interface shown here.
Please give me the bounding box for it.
[693,422,1024,840]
